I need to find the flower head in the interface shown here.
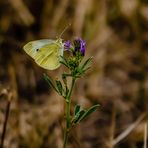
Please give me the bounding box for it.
[74,38,86,56]
[64,40,71,50]
[80,40,86,56]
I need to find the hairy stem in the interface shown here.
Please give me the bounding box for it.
[63,78,75,148]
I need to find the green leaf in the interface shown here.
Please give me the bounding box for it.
[60,61,69,68]
[62,73,72,84]
[65,86,69,96]
[63,86,69,101]
[83,65,91,71]
[81,57,93,70]
[62,74,67,85]
[43,73,58,93]
[55,80,63,95]
[60,56,69,68]
[79,104,100,122]
[73,110,86,124]
[62,73,72,77]
[74,105,81,115]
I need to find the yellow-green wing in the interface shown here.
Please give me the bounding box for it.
[23,39,54,58]
[34,43,63,70]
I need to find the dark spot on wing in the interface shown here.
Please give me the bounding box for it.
[36,49,39,52]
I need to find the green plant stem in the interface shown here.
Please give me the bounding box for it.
[63,78,75,148]
[63,101,70,148]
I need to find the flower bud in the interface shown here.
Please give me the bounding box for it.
[74,38,86,56]
[64,40,71,50]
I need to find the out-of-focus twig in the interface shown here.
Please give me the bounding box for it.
[112,112,148,146]
[73,0,91,36]
[9,0,34,26]
[52,0,69,27]
[87,0,112,53]
[108,105,116,148]
[0,89,12,148]
[144,123,147,148]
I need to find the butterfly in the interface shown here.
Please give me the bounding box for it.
[23,38,64,70]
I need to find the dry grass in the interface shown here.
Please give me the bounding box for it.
[0,0,148,147]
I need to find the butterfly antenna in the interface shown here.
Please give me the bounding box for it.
[59,24,71,38]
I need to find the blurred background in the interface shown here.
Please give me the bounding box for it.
[0,0,148,148]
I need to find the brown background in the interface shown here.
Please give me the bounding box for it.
[0,0,148,147]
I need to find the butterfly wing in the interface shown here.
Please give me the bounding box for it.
[34,43,63,70]
[23,39,64,70]
[23,39,54,58]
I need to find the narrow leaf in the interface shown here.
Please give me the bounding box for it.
[73,110,86,124]
[43,73,58,93]
[79,104,100,122]
[83,66,91,71]
[81,57,93,70]
[66,85,69,95]
[55,80,63,95]
[74,105,81,115]
[60,56,69,68]
[60,61,69,68]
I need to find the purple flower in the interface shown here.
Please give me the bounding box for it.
[64,40,71,50]
[80,40,86,56]
[74,38,86,56]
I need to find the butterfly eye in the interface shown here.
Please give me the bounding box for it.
[36,49,39,52]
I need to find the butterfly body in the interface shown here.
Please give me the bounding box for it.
[23,39,64,70]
